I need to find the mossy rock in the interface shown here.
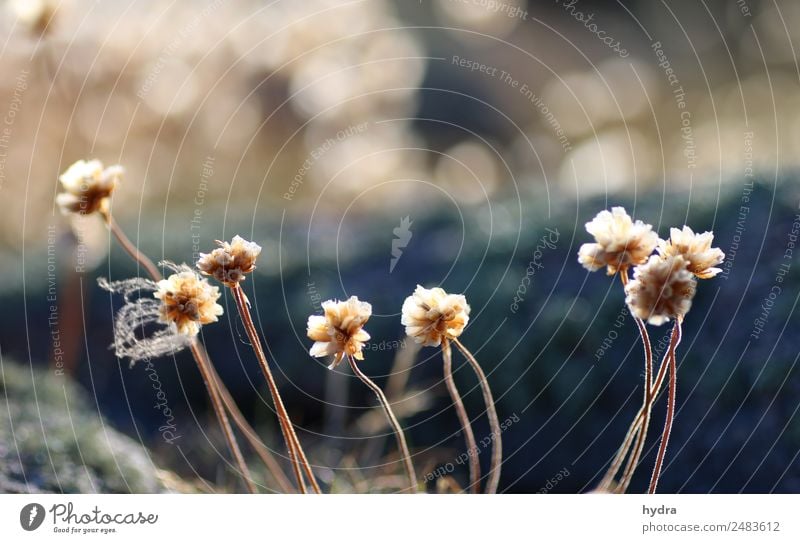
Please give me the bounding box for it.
[0,360,192,493]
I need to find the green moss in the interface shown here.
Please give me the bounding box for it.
[0,361,176,493]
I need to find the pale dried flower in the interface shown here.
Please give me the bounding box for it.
[9,0,58,35]
[657,226,725,279]
[578,207,659,275]
[197,235,262,286]
[154,267,223,336]
[307,296,372,369]
[98,276,191,365]
[56,159,122,215]
[625,255,696,326]
[401,285,470,347]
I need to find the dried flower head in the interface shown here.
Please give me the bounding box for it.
[657,226,725,279]
[307,296,372,368]
[154,267,223,336]
[578,207,659,275]
[56,159,122,215]
[9,0,58,35]
[401,285,470,347]
[197,235,262,286]
[625,255,696,326]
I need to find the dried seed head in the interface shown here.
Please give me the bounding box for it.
[401,285,470,347]
[197,235,262,286]
[56,159,121,215]
[657,226,725,279]
[154,267,223,336]
[578,207,659,275]
[625,255,696,326]
[307,296,372,369]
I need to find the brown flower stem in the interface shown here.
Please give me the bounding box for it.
[229,284,307,493]
[102,210,292,492]
[452,338,502,494]
[648,319,682,494]
[189,341,257,493]
[616,325,653,493]
[231,284,320,494]
[596,269,652,492]
[274,407,307,494]
[598,346,671,492]
[197,342,295,494]
[618,319,681,493]
[599,422,638,493]
[347,354,418,493]
[100,210,162,281]
[441,339,480,493]
[612,268,655,493]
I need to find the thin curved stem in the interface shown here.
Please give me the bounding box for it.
[348,355,418,493]
[190,341,257,493]
[598,342,672,492]
[596,268,651,492]
[231,284,320,494]
[614,268,654,493]
[618,320,681,493]
[197,344,295,493]
[102,210,292,492]
[230,285,307,493]
[649,319,682,493]
[441,339,480,493]
[452,338,502,494]
[617,328,652,492]
[100,210,162,281]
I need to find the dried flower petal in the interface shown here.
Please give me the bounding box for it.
[401,285,470,347]
[197,235,262,286]
[306,296,372,368]
[625,255,696,325]
[657,226,725,279]
[578,207,658,275]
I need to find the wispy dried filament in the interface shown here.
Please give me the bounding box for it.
[98,276,190,364]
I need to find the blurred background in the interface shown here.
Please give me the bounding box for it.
[1,0,799,493]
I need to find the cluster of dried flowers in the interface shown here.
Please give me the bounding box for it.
[57,158,502,494]
[57,158,730,495]
[579,206,724,493]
